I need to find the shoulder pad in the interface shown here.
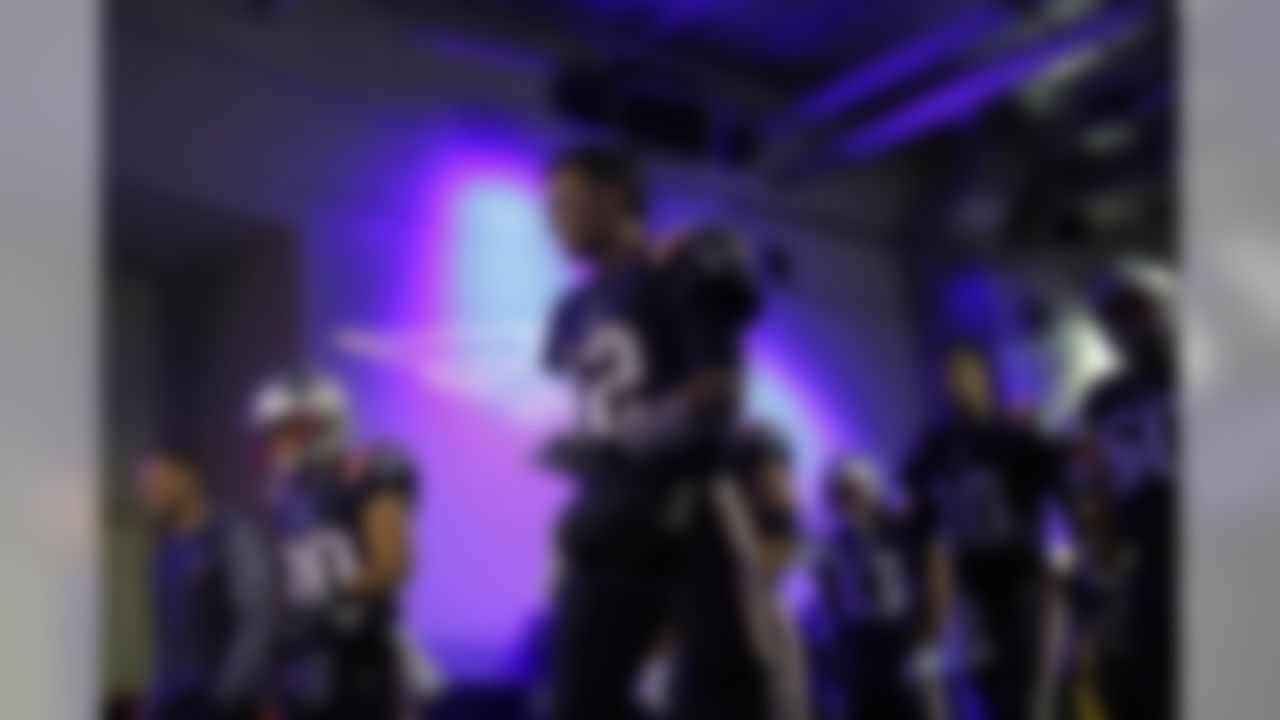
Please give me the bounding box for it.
[342,445,418,499]
[669,227,752,278]
[667,227,761,321]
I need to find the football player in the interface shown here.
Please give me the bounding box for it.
[902,343,1067,720]
[1079,270,1176,720]
[539,145,767,720]
[250,370,418,720]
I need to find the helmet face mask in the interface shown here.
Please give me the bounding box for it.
[250,371,350,478]
[258,415,339,477]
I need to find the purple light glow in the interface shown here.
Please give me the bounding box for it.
[746,340,854,510]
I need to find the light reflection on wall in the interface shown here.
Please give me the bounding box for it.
[338,143,854,678]
[745,342,849,504]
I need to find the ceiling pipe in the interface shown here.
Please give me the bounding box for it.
[767,5,1013,140]
[835,2,1151,161]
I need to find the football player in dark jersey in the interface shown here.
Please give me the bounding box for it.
[250,370,418,720]
[815,458,918,720]
[137,447,273,720]
[539,145,767,720]
[1079,271,1176,720]
[902,343,1066,720]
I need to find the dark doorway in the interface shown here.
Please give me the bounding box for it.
[102,187,302,708]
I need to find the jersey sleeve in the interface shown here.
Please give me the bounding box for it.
[349,446,419,504]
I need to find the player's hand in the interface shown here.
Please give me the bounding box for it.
[538,432,625,475]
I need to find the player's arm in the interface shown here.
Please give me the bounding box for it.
[345,490,413,600]
[678,365,742,414]
[1033,549,1071,719]
[921,536,952,643]
[754,459,802,576]
[212,519,274,708]
[607,357,743,455]
[909,494,954,720]
[900,450,950,644]
[647,365,744,449]
[343,453,417,600]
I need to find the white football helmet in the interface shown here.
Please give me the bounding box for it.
[249,369,350,466]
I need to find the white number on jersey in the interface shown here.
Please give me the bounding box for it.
[282,527,360,606]
[578,322,646,437]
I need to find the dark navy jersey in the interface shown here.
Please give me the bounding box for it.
[273,446,416,656]
[544,244,755,450]
[1084,360,1175,502]
[543,241,758,568]
[903,419,1064,589]
[1082,359,1176,596]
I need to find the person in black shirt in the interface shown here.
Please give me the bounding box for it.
[250,370,419,720]
[902,343,1065,720]
[539,145,766,720]
[815,458,917,720]
[1079,271,1176,720]
[137,448,273,720]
